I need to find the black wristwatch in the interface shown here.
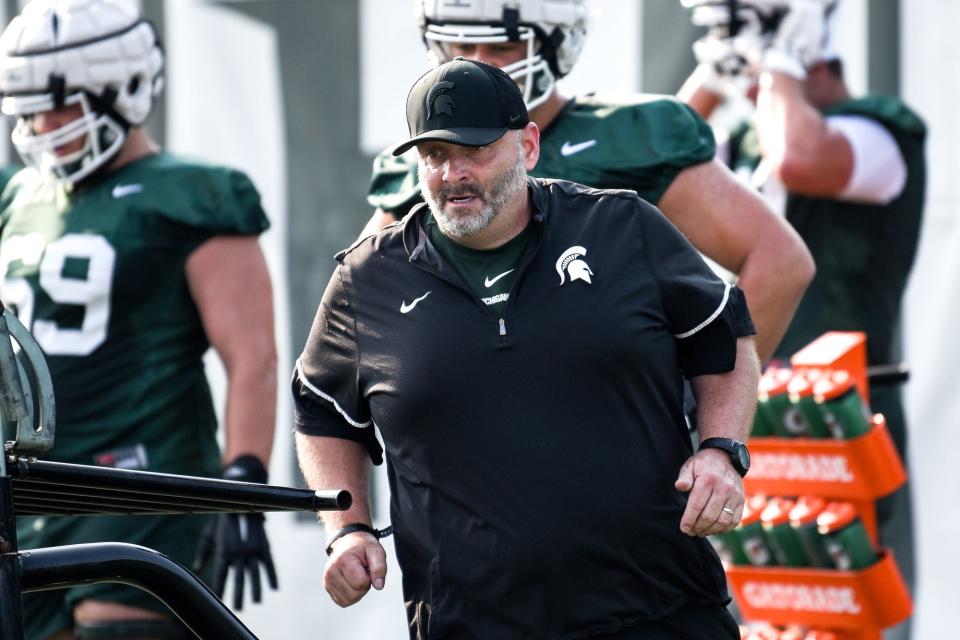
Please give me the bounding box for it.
[699,438,751,477]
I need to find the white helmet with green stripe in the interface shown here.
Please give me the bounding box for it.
[0,0,163,187]
[416,0,588,111]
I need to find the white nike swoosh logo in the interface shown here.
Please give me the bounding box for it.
[560,139,597,157]
[112,183,143,198]
[400,291,431,314]
[484,269,514,288]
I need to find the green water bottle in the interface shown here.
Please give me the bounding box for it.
[817,501,878,570]
[758,368,807,437]
[813,371,873,440]
[737,495,777,567]
[787,370,832,438]
[761,497,809,567]
[788,496,833,568]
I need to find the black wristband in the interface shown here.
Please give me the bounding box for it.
[223,454,268,484]
[325,523,393,556]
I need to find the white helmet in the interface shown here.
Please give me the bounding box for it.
[0,0,163,187]
[416,0,588,111]
[681,0,838,75]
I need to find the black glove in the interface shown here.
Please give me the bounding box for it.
[193,455,278,610]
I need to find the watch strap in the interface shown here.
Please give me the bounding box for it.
[325,523,393,556]
[699,437,749,477]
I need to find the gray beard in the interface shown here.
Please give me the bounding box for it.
[419,148,527,239]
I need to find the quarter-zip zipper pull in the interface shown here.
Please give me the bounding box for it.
[499,318,507,336]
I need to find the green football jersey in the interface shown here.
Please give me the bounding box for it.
[368,92,716,216]
[0,153,269,475]
[729,96,926,455]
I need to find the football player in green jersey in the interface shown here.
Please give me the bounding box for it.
[364,0,814,362]
[679,3,925,636]
[0,1,278,638]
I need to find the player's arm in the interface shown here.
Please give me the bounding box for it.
[186,235,279,608]
[755,71,853,196]
[186,235,277,466]
[677,336,760,536]
[677,63,727,120]
[658,158,815,362]
[756,71,909,204]
[360,207,398,237]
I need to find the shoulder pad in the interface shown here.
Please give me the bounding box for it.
[130,154,270,235]
[0,168,45,215]
[826,95,927,139]
[559,92,716,169]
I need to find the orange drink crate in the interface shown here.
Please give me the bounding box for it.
[729,332,912,640]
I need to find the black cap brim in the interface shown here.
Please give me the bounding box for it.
[391,126,508,156]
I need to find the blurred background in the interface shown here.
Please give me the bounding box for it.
[0,0,956,638]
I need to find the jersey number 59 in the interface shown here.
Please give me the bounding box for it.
[0,233,116,356]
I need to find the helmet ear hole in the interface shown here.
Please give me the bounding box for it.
[126,75,141,96]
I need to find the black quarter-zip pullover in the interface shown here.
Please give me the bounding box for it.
[294,178,754,639]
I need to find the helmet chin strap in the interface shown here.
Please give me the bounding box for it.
[502,6,521,41]
[85,86,132,135]
[48,73,67,108]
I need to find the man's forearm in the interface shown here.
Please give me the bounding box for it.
[295,433,373,535]
[691,337,761,442]
[757,71,817,162]
[756,71,855,195]
[223,360,277,466]
[677,66,725,119]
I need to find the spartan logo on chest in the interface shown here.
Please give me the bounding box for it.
[556,246,594,285]
[426,81,456,119]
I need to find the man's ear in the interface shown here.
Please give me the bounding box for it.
[521,122,540,170]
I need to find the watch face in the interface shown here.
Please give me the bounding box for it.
[737,443,751,470]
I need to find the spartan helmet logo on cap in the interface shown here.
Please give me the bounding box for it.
[556,246,594,285]
[426,80,456,119]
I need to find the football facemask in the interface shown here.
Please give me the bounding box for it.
[417,0,588,111]
[681,0,838,75]
[423,23,551,109]
[3,91,126,187]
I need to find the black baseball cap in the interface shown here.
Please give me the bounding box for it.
[392,58,530,156]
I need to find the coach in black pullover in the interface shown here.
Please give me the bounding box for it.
[294,60,761,639]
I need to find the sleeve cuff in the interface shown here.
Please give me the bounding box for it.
[676,286,754,377]
[292,378,384,465]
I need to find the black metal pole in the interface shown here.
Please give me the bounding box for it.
[11,458,351,514]
[20,543,258,640]
[866,362,910,387]
[13,483,330,515]
[0,476,25,640]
